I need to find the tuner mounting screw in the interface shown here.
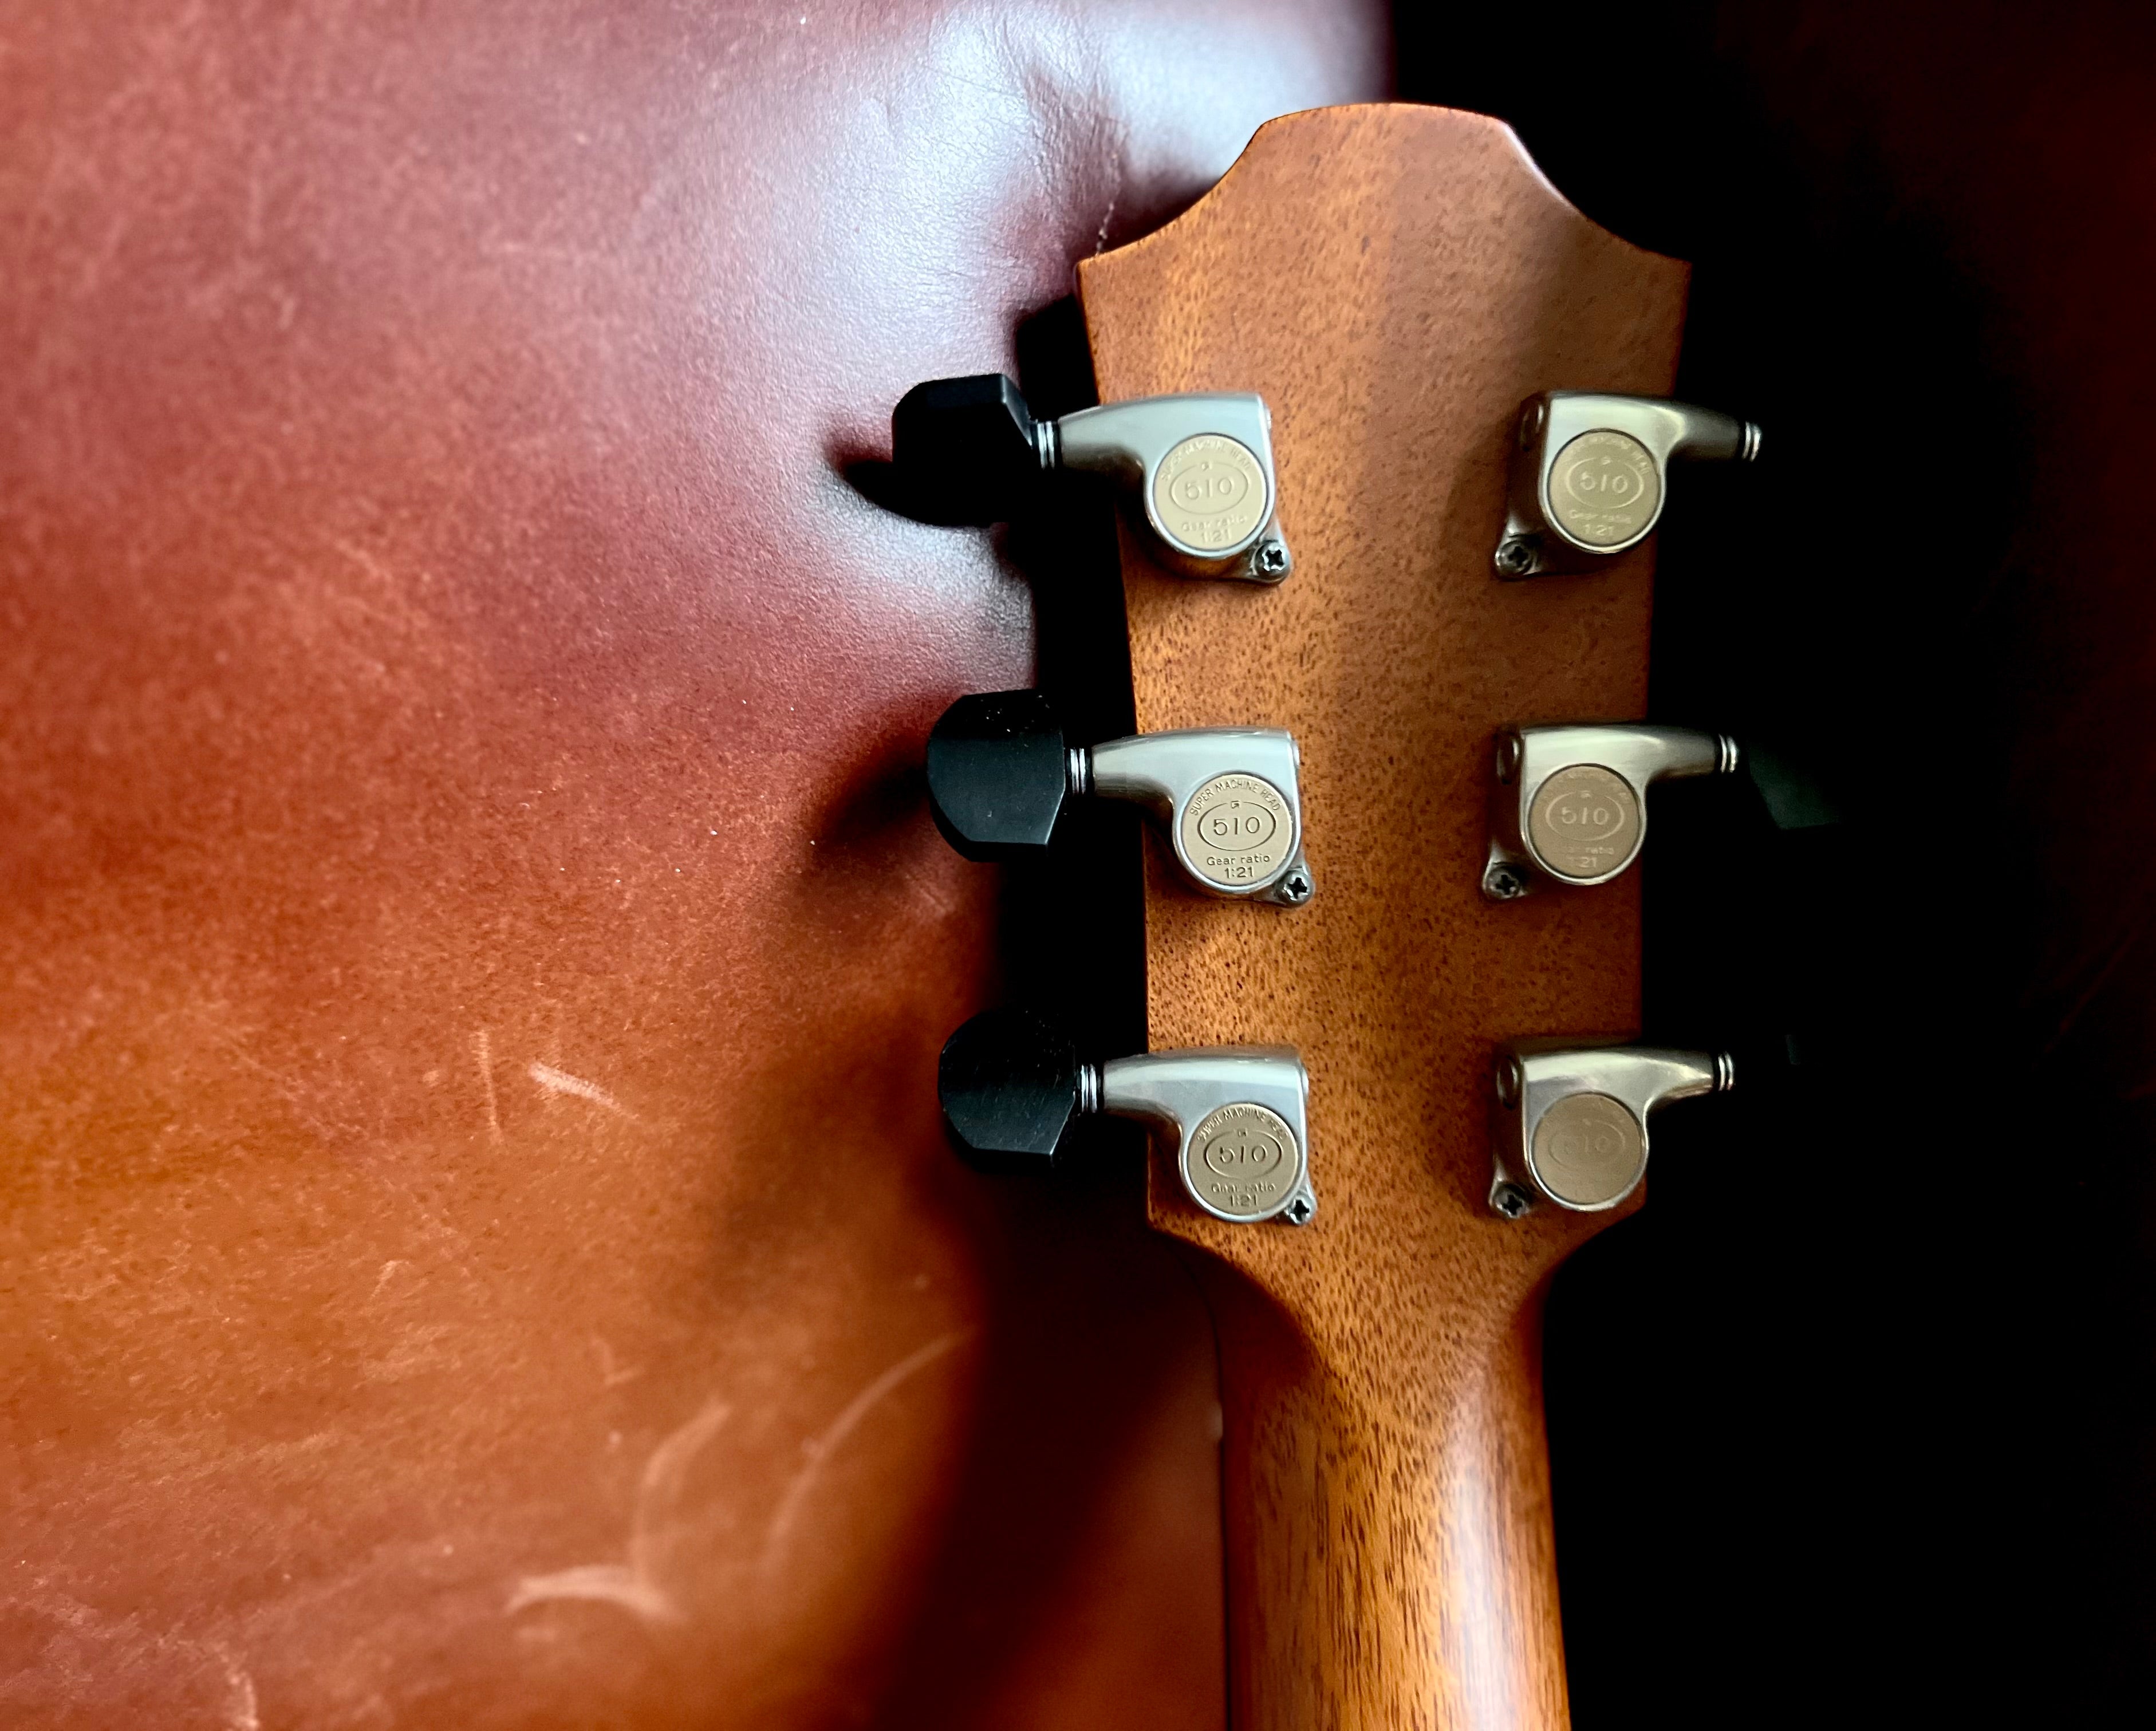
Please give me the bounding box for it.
[1283,1193,1316,1227]
[1483,863,1528,901]
[1495,537,1538,577]
[1252,538,1290,581]
[1276,868,1314,906]
[1492,1182,1533,1220]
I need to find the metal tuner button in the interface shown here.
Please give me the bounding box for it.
[1493,391,1761,578]
[938,1008,1316,1226]
[1482,723,1737,900]
[926,689,1312,905]
[891,374,1292,582]
[1487,1040,1733,1218]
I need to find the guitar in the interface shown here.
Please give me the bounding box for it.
[894,104,1756,1726]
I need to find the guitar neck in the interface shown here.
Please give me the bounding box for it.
[1199,1253,1569,1726]
[1078,104,1688,1726]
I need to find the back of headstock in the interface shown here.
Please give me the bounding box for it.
[899,102,1755,1729]
[1081,104,1684,1728]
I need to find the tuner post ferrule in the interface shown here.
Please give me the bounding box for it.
[889,375,1292,580]
[1101,1046,1314,1225]
[1488,1039,1731,1217]
[1090,727,1311,904]
[1054,393,1291,582]
[1482,722,1735,900]
[937,1010,1314,1225]
[927,693,1311,904]
[1494,390,1763,579]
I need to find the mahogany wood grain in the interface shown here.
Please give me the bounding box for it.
[1078,105,1689,1728]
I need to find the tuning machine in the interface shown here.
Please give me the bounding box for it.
[1488,1039,1732,1217]
[1493,391,1761,578]
[927,689,1312,905]
[1482,723,1737,899]
[939,1008,1316,1225]
[892,374,1292,583]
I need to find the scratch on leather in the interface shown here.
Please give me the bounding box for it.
[505,1397,732,1627]
[472,1028,503,1145]
[527,1060,639,1121]
[759,1331,969,1578]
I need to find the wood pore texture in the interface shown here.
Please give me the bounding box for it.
[1078,106,1688,1730]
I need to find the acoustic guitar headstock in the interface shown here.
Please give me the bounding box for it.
[893,104,1757,1729]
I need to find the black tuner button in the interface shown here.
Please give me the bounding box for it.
[890,373,1045,525]
[937,1007,1087,1173]
[924,689,1073,862]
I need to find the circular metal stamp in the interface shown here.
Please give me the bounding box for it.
[1527,764,1641,882]
[1184,1102,1300,1222]
[1546,429,1661,548]
[1151,434,1267,554]
[1178,773,1295,891]
[1530,1092,1646,1209]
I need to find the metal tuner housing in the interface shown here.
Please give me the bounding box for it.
[891,374,1291,582]
[926,689,1313,905]
[1488,1040,1733,1217]
[937,1008,1315,1225]
[1483,723,1737,900]
[1494,391,1761,578]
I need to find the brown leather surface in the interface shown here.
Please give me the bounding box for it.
[0,5,1388,1724]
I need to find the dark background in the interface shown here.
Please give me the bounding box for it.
[1397,3,2156,1724]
